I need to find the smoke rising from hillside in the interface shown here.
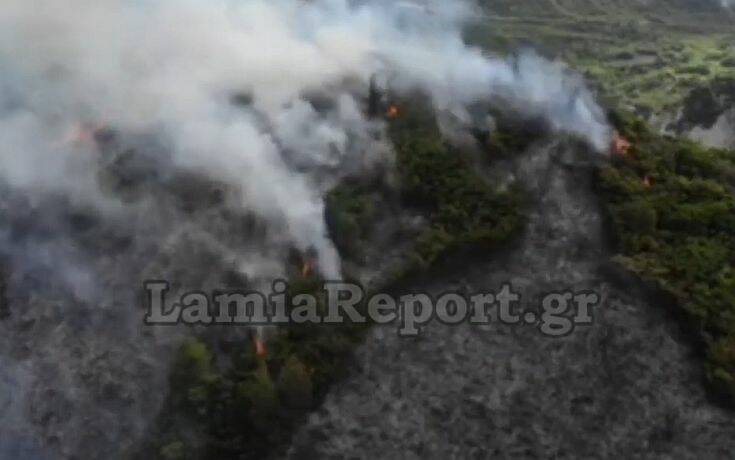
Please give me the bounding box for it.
[0,1,616,457]
[0,0,610,283]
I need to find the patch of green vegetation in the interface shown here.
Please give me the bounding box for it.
[142,99,529,459]
[325,182,377,261]
[598,110,735,405]
[325,99,529,280]
[387,99,526,273]
[142,282,370,459]
[679,64,711,76]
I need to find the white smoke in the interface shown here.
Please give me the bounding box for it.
[0,0,610,282]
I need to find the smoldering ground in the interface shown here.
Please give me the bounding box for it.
[0,0,614,457]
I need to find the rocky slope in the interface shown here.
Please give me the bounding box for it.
[671,79,735,150]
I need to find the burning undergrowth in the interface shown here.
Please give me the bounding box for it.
[141,94,535,460]
[598,109,735,406]
[0,0,612,458]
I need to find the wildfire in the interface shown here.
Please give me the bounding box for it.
[643,175,654,189]
[301,259,314,278]
[254,336,268,359]
[612,132,632,157]
[386,104,400,119]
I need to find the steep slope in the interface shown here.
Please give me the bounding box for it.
[286,137,735,459]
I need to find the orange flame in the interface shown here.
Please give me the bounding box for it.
[386,105,400,119]
[612,133,632,157]
[301,259,314,278]
[254,337,267,359]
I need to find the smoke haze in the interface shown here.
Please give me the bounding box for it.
[0,0,610,280]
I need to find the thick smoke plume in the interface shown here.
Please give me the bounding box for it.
[0,0,610,282]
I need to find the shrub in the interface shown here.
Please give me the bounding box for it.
[615,200,658,234]
[679,64,711,76]
[237,371,280,423]
[388,96,526,273]
[171,339,221,414]
[277,356,314,409]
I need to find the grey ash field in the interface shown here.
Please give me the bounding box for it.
[1,1,735,460]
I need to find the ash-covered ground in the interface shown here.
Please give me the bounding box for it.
[286,140,735,459]
[0,133,298,459]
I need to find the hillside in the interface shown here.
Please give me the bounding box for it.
[1,2,734,459]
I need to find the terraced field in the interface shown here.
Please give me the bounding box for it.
[470,0,735,125]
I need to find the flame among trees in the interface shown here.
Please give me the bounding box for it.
[612,132,632,157]
[386,104,401,119]
[600,109,735,406]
